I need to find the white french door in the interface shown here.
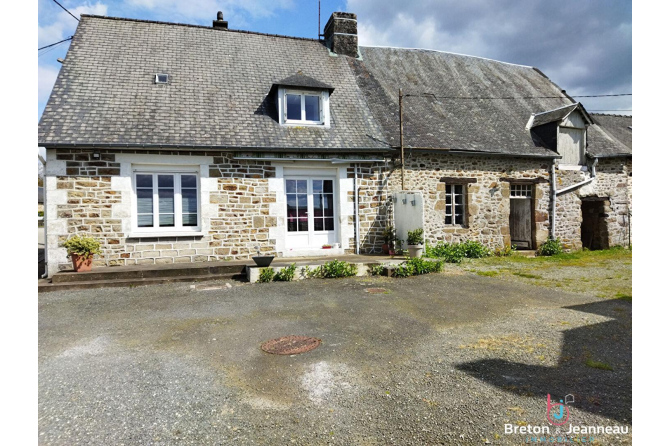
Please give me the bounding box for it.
[285,177,337,249]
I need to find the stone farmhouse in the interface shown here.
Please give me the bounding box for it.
[38,12,632,276]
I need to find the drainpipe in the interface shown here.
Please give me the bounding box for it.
[354,163,360,254]
[550,162,556,240]
[556,158,598,195]
[551,158,599,241]
[39,154,48,279]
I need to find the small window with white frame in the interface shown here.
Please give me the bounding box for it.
[279,88,329,126]
[445,184,466,226]
[155,73,169,84]
[133,171,200,233]
[510,184,533,198]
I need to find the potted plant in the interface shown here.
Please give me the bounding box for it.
[252,245,275,267]
[389,239,403,258]
[381,225,396,255]
[406,228,424,258]
[63,235,101,272]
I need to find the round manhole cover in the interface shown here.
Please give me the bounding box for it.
[365,288,388,294]
[261,336,321,355]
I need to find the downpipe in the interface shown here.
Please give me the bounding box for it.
[354,163,360,255]
[39,154,48,279]
[551,158,599,240]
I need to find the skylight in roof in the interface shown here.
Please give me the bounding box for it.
[155,74,169,84]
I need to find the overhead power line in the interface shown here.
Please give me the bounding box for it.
[403,93,632,100]
[52,0,79,22]
[38,36,73,51]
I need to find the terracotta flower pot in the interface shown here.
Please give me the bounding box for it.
[382,243,390,255]
[71,253,94,272]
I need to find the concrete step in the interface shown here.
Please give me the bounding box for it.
[39,272,243,293]
[51,263,247,283]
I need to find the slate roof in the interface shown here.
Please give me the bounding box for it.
[38,15,388,151]
[273,73,334,92]
[587,114,632,157]
[351,47,576,156]
[38,14,630,159]
[530,104,582,128]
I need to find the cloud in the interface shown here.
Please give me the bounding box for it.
[349,0,632,113]
[38,2,108,47]
[122,0,295,25]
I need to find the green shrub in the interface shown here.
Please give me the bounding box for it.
[406,228,424,245]
[460,240,491,258]
[425,242,466,263]
[273,263,297,282]
[312,260,358,278]
[63,235,101,258]
[258,267,275,283]
[368,264,385,276]
[537,238,564,256]
[393,257,444,277]
[425,240,492,262]
[494,244,517,257]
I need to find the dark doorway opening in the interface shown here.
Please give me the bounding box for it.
[581,199,609,250]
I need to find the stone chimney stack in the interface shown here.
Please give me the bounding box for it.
[213,11,228,30]
[323,12,358,58]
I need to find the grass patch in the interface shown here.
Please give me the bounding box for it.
[615,292,632,302]
[585,359,614,371]
[476,270,499,277]
[513,272,542,279]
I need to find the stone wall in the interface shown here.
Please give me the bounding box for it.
[46,149,280,274]
[45,148,632,275]
[382,153,552,250]
[553,158,632,249]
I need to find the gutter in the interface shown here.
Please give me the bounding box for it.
[38,154,48,279]
[39,142,392,153]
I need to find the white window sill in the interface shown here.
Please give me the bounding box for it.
[282,121,328,127]
[557,164,588,171]
[128,231,205,238]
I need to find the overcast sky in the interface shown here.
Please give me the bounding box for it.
[38,0,632,120]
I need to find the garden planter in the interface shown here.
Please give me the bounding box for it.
[71,253,94,272]
[252,256,275,267]
[407,245,423,258]
[382,243,390,255]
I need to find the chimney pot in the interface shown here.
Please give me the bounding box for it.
[323,12,358,58]
[213,11,228,30]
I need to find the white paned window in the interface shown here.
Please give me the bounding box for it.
[280,89,329,126]
[511,184,532,198]
[133,171,200,232]
[445,184,465,225]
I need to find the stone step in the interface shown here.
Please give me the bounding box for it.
[39,273,243,293]
[51,263,248,283]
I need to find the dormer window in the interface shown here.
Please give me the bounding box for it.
[272,73,333,128]
[155,73,169,84]
[284,90,323,124]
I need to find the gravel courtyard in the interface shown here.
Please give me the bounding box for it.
[39,268,632,445]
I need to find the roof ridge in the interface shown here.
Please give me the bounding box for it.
[80,14,321,43]
[590,113,632,117]
[360,45,534,69]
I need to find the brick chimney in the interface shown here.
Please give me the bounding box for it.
[213,11,228,30]
[323,12,358,57]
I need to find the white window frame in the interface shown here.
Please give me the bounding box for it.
[278,87,330,128]
[131,168,201,236]
[445,184,467,227]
